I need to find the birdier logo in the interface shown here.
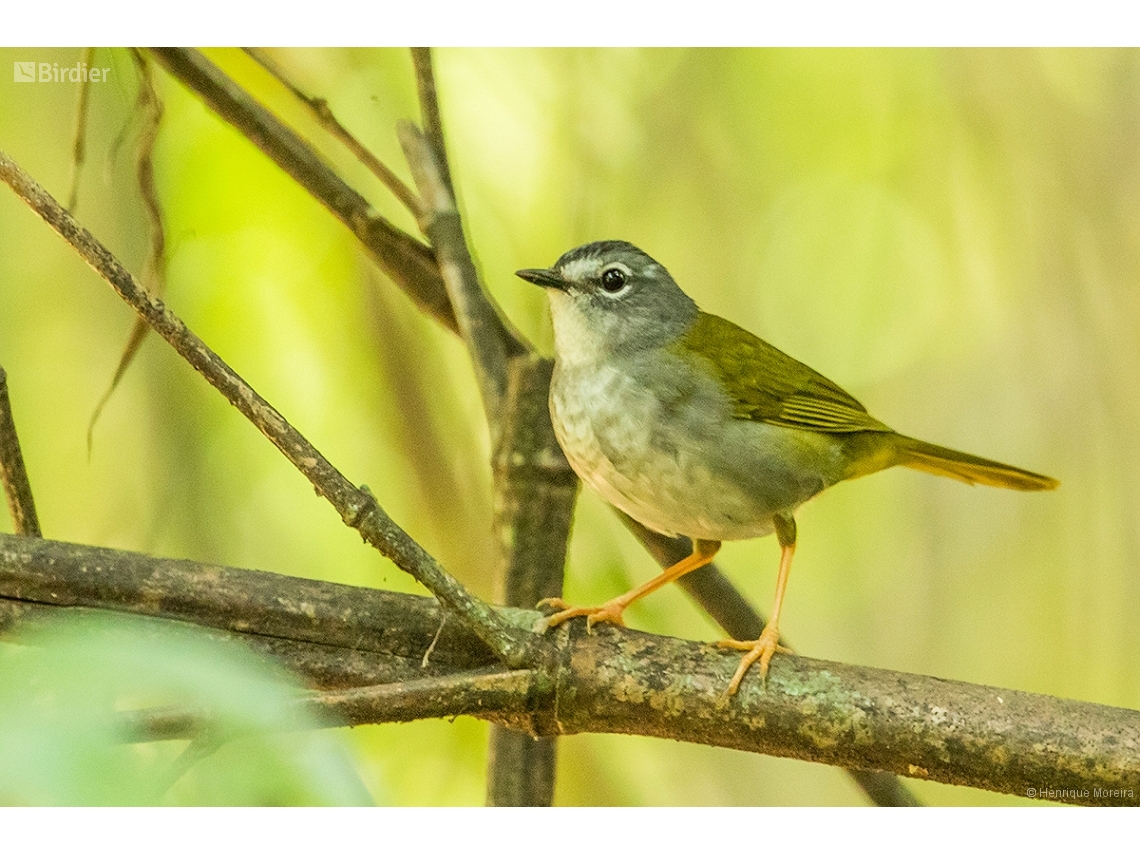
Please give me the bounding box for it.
[13,61,110,83]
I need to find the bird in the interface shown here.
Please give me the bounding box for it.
[516,240,1058,695]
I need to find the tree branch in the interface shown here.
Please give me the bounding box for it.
[548,625,1140,806]
[2,532,1136,806]
[410,48,454,197]
[305,667,533,729]
[0,148,534,669]
[0,532,502,672]
[121,668,536,743]
[486,355,579,805]
[399,122,514,427]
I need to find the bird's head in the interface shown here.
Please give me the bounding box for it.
[517,241,698,365]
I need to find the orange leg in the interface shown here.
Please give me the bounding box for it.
[719,514,796,695]
[537,538,721,632]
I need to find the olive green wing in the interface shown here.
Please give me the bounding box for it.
[677,312,893,434]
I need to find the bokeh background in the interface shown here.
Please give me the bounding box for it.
[1,47,1137,806]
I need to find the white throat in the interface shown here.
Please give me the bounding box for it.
[546,290,609,368]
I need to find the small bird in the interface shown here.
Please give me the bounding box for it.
[518,240,1058,695]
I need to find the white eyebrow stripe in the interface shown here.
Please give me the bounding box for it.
[560,256,603,281]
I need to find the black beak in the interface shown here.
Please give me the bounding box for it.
[515,267,565,290]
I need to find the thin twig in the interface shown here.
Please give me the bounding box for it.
[0,368,42,537]
[243,47,422,218]
[421,615,446,668]
[304,668,533,728]
[0,149,535,669]
[119,669,535,743]
[399,122,511,427]
[410,48,453,196]
[151,732,226,797]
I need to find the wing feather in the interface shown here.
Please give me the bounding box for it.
[676,313,892,434]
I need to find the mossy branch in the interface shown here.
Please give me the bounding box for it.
[1,532,1136,807]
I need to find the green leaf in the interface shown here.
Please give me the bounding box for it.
[0,611,373,806]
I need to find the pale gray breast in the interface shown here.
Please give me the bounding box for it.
[548,352,833,542]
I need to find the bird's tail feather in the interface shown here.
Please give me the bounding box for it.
[894,436,1058,491]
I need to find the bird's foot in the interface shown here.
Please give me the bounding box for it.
[718,625,791,695]
[534,597,627,633]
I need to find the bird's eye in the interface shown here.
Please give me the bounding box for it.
[600,267,627,293]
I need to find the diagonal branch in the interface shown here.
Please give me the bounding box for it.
[0,148,534,669]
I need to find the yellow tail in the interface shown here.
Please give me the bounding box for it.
[895,436,1058,491]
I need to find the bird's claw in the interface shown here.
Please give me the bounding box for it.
[719,625,790,695]
[533,597,627,633]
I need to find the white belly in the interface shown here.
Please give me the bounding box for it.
[550,360,827,542]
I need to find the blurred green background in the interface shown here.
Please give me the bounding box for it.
[0,47,1137,806]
